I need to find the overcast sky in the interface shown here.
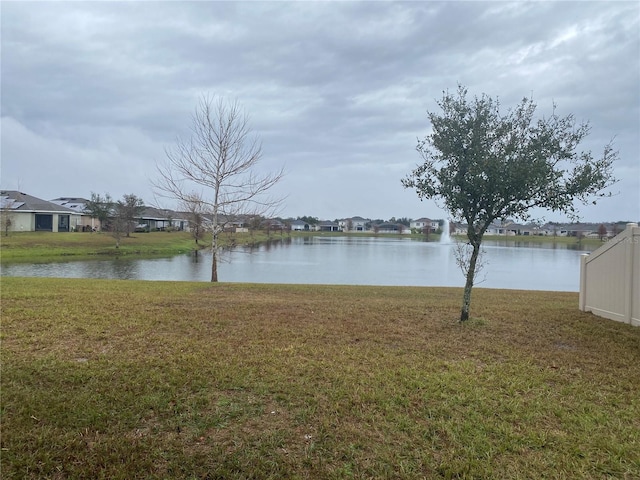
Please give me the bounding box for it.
[2,1,639,223]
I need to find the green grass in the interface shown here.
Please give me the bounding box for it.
[2,277,638,479]
[0,230,303,263]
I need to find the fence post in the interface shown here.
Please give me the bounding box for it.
[579,253,588,312]
[624,223,638,325]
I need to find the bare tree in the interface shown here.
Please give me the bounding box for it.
[0,196,15,236]
[345,218,354,232]
[154,96,284,282]
[248,215,263,238]
[597,223,607,241]
[110,209,126,248]
[1,213,12,236]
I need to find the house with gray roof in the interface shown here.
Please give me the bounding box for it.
[50,197,101,231]
[339,216,369,232]
[376,222,408,234]
[410,217,440,231]
[137,207,189,231]
[291,219,313,231]
[1,191,81,232]
[317,220,340,232]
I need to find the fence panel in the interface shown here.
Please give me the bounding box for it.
[579,223,639,326]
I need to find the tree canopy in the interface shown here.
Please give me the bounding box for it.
[115,194,145,237]
[402,86,617,321]
[85,192,113,230]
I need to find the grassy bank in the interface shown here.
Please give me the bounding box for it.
[0,230,299,262]
[473,234,603,249]
[0,230,601,264]
[2,277,638,479]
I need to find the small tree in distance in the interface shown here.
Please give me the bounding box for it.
[154,95,284,282]
[345,218,354,231]
[110,207,126,248]
[85,192,113,232]
[0,196,15,236]
[182,193,206,245]
[597,223,607,241]
[402,85,617,322]
[116,194,145,237]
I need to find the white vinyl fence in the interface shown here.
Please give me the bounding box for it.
[579,223,639,326]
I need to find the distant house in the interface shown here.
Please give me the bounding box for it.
[137,207,188,231]
[569,223,617,238]
[452,222,467,235]
[410,217,440,232]
[376,222,408,234]
[451,221,622,238]
[541,223,572,237]
[545,223,606,238]
[291,219,312,231]
[50,197,100,231]
[224,216,251,233]
[502,222,546,236]
[485,223,505,235]
[262,219,286,232]
[1,191,81,232]
[190,213,253,233]
[317,220,340,232]
[339,216,369,232]
[450,222,505,236]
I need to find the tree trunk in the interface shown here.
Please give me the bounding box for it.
[211,248,218,282]
[460,242,481,322]
[211,230,219,282]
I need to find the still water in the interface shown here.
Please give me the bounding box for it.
[1,236,593,291]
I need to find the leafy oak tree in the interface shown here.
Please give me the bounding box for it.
[402,86,617,322]
[154,96,284,282]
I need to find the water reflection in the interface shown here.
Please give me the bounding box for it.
[1,236,593,291]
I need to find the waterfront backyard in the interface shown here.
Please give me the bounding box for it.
[1,276,639,479]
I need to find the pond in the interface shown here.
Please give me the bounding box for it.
[0,236,594,291]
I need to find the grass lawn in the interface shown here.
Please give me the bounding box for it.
[1,277,638,479]
[0,230,298,263]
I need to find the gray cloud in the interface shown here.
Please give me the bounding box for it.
[2,1,638,221]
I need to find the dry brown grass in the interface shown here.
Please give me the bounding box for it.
[2,277,639,479]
